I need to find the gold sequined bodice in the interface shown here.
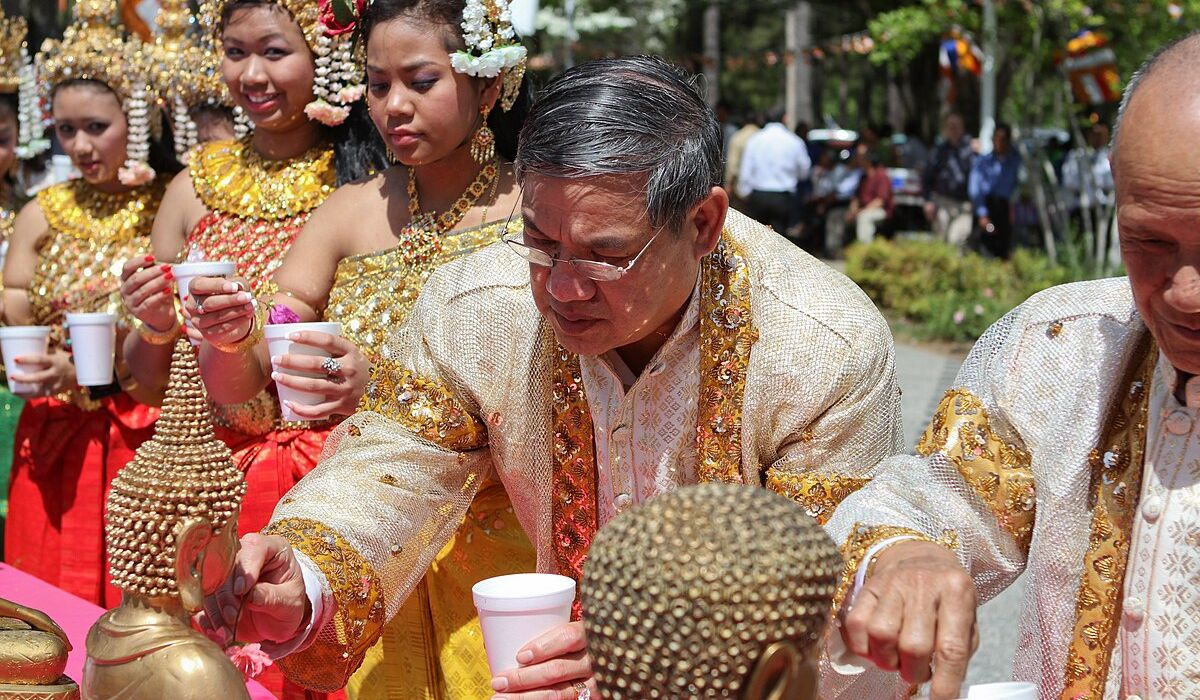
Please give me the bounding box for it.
[186,138,335,435]
[326,219,518,354]
[30,180,164,327]
[187,137,336,293]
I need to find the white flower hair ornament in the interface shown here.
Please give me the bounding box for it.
[451,0,527,111]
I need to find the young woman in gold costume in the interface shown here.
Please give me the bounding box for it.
[3,0,179,608]
[121,0,383,536]
[120,3,382,697]
[188,1,534,697]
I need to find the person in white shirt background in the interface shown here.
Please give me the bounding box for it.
[737,105,812,235]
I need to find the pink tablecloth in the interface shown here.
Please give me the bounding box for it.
[0,563,276,699]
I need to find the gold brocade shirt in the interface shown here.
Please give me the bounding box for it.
[187,138,335,434]
[31,180,164,328]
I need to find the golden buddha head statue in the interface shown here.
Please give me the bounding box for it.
[104,338,246,613]
[581,483,842,700]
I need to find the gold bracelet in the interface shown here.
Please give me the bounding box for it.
[134,315,181,346]
[209,299,267,354]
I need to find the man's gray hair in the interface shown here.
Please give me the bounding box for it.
[515,55,723,233]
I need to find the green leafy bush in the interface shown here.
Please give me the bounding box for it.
[845,240,1107,342]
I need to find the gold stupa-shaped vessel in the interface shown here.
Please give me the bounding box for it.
[82,339,249,699]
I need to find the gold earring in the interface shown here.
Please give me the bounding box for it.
[470,103,495,164]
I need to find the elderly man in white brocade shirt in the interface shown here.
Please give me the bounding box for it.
[819,34,1200,700]
[201,56,903,700]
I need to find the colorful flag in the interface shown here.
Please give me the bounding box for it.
[1062,30,1120,105]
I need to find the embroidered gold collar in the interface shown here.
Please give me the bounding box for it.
[37,179,165,243]
[550,231,758,596]
[191,137,335,221]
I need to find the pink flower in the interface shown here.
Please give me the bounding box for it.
[973,304,985,316]
[953,309,966,325]
[304,99,351,126]
[337,84,366,103]
[226,642,273,680]
[268,304,301,325]
[117,161,155,186]
[982,287,995,298]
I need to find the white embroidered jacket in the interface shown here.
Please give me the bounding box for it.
[822,277,1191,700]
[262,209,902,690]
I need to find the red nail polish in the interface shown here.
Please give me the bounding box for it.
[144,255,154,263]
[164,270,174,280]
[160,264,171,272]
[183,295,189,302]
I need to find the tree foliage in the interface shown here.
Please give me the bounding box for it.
[868,0,1200,129]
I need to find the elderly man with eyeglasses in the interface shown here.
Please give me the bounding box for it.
[206,55,902,699]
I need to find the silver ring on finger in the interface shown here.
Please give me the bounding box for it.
[573,682,590,700]
[322,357,343,380]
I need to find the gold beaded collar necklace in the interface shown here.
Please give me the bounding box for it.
[406,161,499,235]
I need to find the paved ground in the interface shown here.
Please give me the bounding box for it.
[893,342,1027,688]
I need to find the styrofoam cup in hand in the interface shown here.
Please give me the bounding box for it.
[172,260,237,307]
[472,574,576,676]
[265,322,342,422]
[921,682,1039,700]
[966,682,1038,699]
[173,261,236,347]
[0,326,51,395]
[66,313,117,387]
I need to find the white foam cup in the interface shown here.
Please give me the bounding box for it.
[172,260,237,307]
[965,683,1038,700]
[0,326,51,395]
[472,573,576,676]
[173,261,237,347]
[65,313,117,387]
[265,322,342,422]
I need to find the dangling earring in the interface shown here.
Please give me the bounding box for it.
[470,103,495,164]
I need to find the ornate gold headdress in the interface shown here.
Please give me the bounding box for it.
[0,7,27,93]
[582,484,843,698]
[145,0,244,158]
[105,339,246,599]
[202,0,365,126]
[36,0,157,184]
